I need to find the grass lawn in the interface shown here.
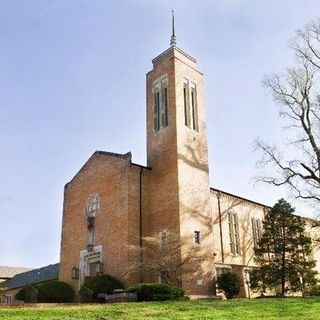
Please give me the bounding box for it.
[0,298,319,320]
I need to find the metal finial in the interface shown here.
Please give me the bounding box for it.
[170,10,177,47]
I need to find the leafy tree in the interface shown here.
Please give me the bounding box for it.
[253,199,317,296]
[255,18,320,207]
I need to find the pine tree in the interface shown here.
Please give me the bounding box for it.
[253,199,317,296]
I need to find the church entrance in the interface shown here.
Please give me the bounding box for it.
[79,245,102,285]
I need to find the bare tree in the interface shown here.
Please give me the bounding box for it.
[128,230,208,285]
[255,18,320,207]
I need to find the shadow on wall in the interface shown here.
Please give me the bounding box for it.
[177,141,256,268]
[212,195,255,266]
[178,142,211,240]
[178,144,209,174]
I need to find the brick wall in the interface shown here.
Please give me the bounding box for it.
[59,152,142,291]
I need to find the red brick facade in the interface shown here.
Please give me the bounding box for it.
[59,45,217,297]
[60,44,320,299]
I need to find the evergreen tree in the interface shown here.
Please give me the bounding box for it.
[253,199,317,296]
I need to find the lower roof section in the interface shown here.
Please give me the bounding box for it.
[3,263,59,290]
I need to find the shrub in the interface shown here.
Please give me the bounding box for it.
[216,272,241,299]
[82,274,123,300]
[79,285,94,303]
[37,281,74,303]
[125,283,141,293]
[126,283,185,301]
[15,287,27,301]
[15,284,40,302]
[305,284,320,296]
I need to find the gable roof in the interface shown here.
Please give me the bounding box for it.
[0,266,32,280]
[3,263,59,290]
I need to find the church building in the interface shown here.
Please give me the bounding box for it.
[59,16,320,298]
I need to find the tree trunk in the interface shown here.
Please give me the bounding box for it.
[281,216,286,297]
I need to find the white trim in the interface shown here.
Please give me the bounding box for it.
[79,245,102,285]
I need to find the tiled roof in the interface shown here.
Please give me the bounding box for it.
[3,263,59,290]
[0,266,32,279]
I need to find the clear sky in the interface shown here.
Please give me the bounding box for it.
[1,0,319,268]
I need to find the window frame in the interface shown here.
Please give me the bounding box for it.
[153,88,160,131]
[183,79,199,132]
[251,218,262,249]
[228,212,240,255]
[153,76,168,132]
[190,82,199,132]
[183,79,191,128]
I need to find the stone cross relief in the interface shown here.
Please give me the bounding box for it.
[84,193,100,252]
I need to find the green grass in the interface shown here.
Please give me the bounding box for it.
[0,298,320,320]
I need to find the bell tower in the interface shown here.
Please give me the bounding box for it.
[145,12,215,295]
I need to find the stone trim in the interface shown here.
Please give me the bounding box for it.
[152,46,196,65]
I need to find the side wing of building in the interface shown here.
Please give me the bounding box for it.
[211,188,320,297]
[211,188,267,297]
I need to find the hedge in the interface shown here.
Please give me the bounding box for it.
[126,283,185,301]
[37,281,74,303]
[15,281,74,303]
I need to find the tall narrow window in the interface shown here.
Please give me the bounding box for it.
[183,82,190,127]
[161,86,168,128]
[154,90,160,131]
[153,76,168,131]
[191,86,199,132]
[252,218,262,249]
[228,212,240,255]
[257,219,261,240]
[183,79,199,132]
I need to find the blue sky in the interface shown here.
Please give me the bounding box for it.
[0,0,319,268]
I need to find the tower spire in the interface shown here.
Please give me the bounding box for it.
[170,10,177,47]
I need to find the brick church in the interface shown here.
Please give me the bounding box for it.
[59,16,320,298]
